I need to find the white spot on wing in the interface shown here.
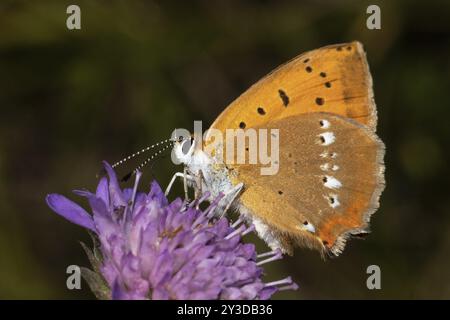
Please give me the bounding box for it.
[320,163,330,171]
[319,132,335,146]
[324,176,342,189]
[332,165,339,171]
[327,194,340,208]
[301,222,316,233]
[320,119,330,129]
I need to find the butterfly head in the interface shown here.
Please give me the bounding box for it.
[172,134,196,165]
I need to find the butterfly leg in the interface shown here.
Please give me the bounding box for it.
[193,170,205,201]
[183,166,189,200]
[165,171,195,199]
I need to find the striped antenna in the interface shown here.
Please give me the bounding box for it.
[111,138,173,169]
[121,142,174,182]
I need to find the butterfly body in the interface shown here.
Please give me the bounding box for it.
[171,41,385,257]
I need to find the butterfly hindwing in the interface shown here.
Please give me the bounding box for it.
[231,113,385,256]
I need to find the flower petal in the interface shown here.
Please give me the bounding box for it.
[46,194,95,231]
[111,279,128,300]
[96,176,110,205]
[148,180,168,206]
[102,161,126,207]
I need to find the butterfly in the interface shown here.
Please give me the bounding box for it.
[169,41,385,257]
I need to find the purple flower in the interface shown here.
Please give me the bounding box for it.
[46,162,298,300]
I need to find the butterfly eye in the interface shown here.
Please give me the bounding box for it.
[181,137,194,155]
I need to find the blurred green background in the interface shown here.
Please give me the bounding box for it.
[1,0,449,299]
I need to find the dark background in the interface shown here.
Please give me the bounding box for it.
[1,0,449,299]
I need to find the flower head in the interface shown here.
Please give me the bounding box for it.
[46,162,298,299]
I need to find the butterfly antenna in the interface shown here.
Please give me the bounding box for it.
[111,138,173,169]
[97,138,174,179]
[120,141,174,182]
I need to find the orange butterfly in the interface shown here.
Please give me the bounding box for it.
[170,41,385,257]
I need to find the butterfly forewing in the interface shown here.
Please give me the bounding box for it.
[207,41,377,142]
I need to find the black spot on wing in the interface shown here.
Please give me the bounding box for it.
[278,89,290,107]
[315,97,325,106]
